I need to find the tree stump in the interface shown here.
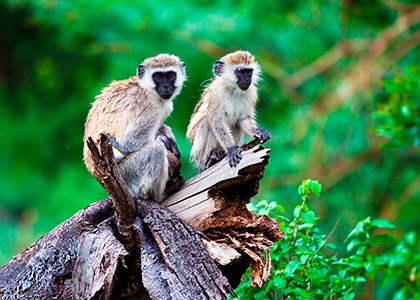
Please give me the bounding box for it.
[0,135,283,299]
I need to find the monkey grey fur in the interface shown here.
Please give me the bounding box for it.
[84,53,186,202]
[187,50,270,173]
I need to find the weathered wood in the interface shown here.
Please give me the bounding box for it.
[161,146,271,228]
[160,143,284,288]
[86,134,137,245]
[0,137,282,299]
[0,198,114,300]
[73,219,129,299]
[86,134,235,299]
[138,200,235,299]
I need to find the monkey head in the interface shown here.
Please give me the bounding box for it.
[137,53,187,100]
[213,50,261,91]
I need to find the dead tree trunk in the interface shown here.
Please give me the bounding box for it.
[0,135,283,299]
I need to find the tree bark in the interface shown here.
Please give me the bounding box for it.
[0,136,283,299]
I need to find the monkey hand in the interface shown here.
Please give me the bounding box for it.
[227,146,243,168]
[253,128,271,143]
[164,150,185,197]
[166,150,181,176]
[157,135,181,159]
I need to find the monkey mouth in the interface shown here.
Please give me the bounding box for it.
[161,92,173,99]
[237,82,251,91]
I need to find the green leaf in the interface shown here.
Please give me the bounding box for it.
[371,218,396,229]
[347,238,363,252]
[364,261,374,272]
[294,288,312,299]
[348,256,364,268]
[298,181,307,195]
[246,202,257,212]
[356,244,367,256]
[307,180,322,197]
[343,292,355,300]
[374,255,390,265]
[307,268,328,286]
[339,269,347,279]
[400,105,411,118]
[275,215,290,223]
[300,254,310,265]
[345,217,370,242]
[317,240,325,250]
[326,243,336,250]
[274,204,285,213]
[301,211,317,225]
[273,276,286,290]
[403,231,416,247]
[256,200,268,207]
[392,287,405,300]
[371,234,398,245]
[293,206,302,218]
[284,260,299,277]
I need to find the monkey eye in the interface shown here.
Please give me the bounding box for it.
[237,68,244,74]
[153,73,162,81]
[167,71,176,80]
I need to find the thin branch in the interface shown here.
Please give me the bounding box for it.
[316,218,340,254]
[282,40,353,89]
[284,5,420,145]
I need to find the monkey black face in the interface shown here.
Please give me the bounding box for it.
[235,67,253,91]
[153,71,177,100]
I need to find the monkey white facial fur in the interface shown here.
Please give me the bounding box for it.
[187,50,270,172]
[84,53,186,202]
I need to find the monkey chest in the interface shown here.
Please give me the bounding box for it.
[223,106,247,128]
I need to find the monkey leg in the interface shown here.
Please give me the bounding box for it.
[118,141,168,202]
[201,147,227,172]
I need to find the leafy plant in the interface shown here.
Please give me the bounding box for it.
[232,179,417,299]
[374,66,420,148]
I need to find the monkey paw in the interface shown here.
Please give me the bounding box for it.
[164,172,185,198]
[157,135,181,159]
[227,146,243,168]
[253,128,271,143]
[206,147,227,168]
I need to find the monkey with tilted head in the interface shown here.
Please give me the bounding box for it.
[187,50,270,173]
[84,53,186,202]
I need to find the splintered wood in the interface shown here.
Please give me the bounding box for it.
[0,140,283,299]
[162,146,284,288]
[161,146,270,228]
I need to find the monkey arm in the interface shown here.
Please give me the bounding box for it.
[211,120,243,168]
[239,117,258,137]
[212,120,237,150]
[239,117,271,143]
[105,133,132,163]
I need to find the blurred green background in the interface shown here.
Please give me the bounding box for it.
[1,0,419,297]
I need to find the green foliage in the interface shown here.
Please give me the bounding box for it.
[233,179,419,300]
[1,2,420,299]
[374,66,420,148]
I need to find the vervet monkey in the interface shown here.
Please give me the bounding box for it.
[84,53,186,202]
[187,50,270,172]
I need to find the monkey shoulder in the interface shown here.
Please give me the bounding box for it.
[98,78,153,112]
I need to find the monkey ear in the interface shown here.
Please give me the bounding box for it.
[179,61,186,74]
[137,64,146,79]
[213,60,224,76]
